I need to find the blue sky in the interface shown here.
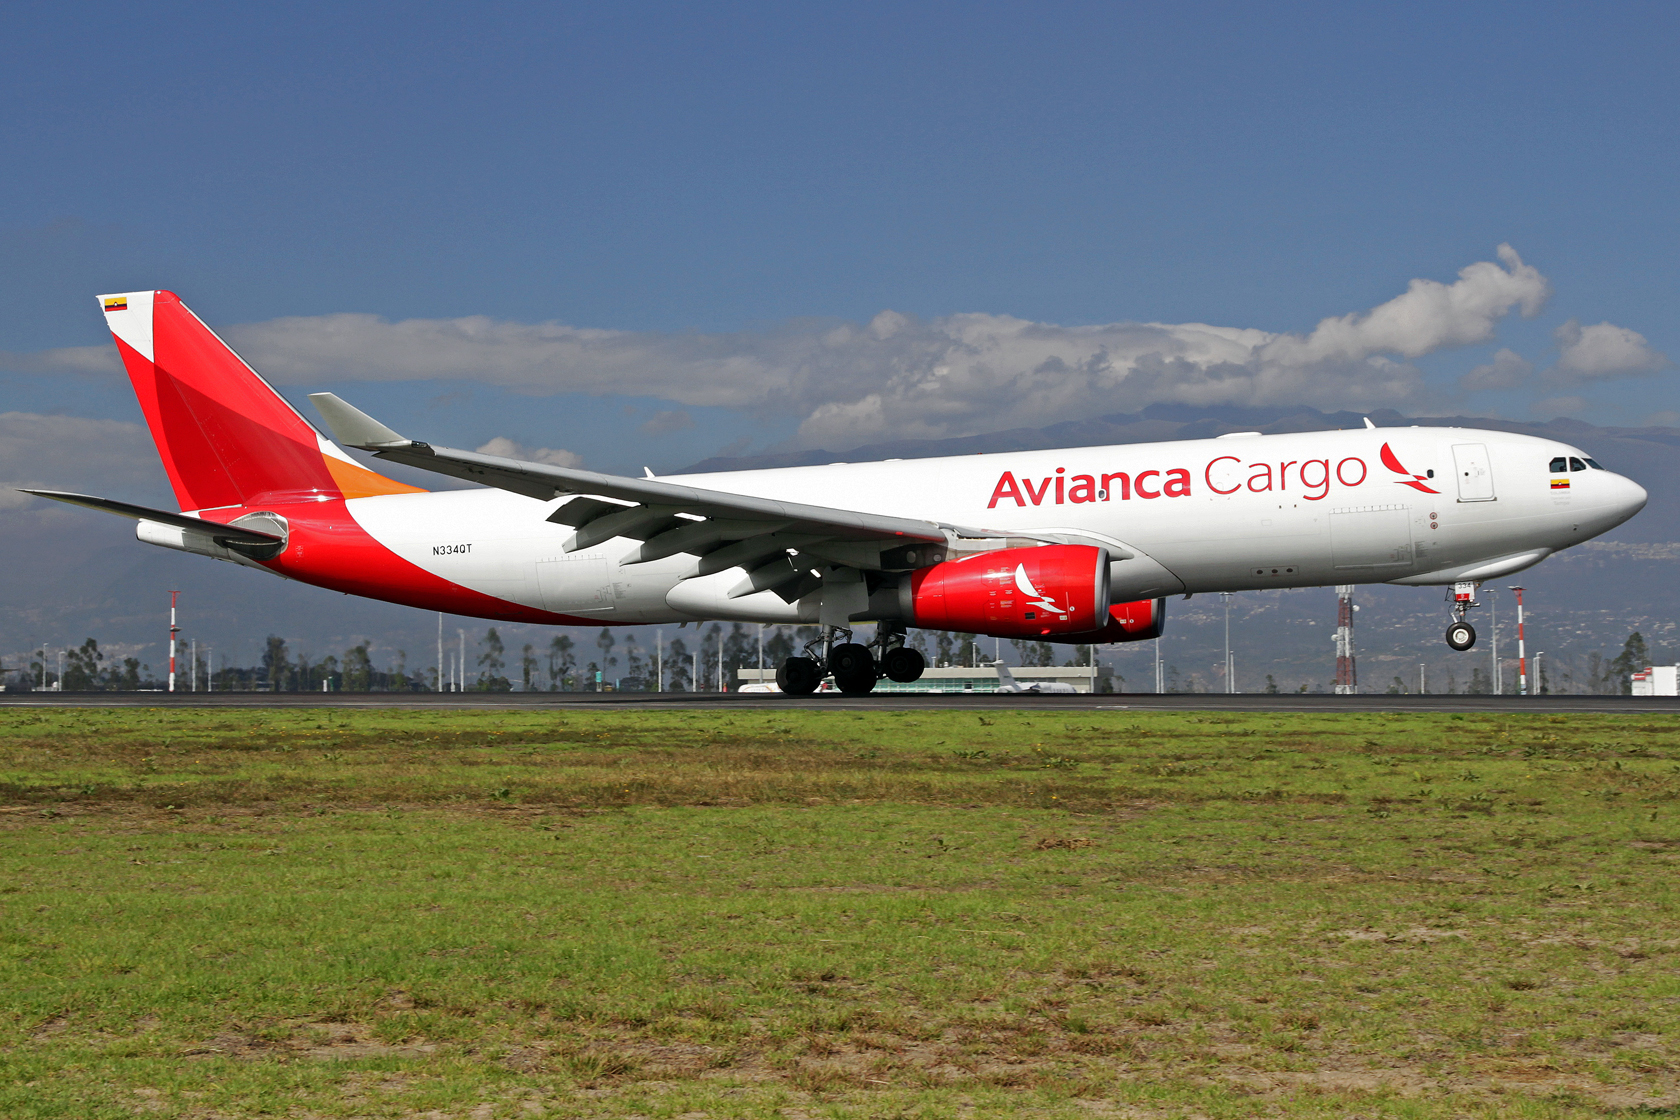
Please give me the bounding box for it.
[4,0,1679,489]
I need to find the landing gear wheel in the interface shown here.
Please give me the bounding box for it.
[830,643,878,695]
[881,646,925,683]
[1446,622,1477,652]
[777,656,822,695]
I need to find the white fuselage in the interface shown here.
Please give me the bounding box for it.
[339,426,1647,627]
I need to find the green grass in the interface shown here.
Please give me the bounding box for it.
[2,707,1678,1118]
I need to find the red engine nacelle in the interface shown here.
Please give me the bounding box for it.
[904,544,1109,638]
[1069,597,1167,644]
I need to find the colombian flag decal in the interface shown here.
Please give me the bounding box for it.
[103,297,128,312]
[1551,478,1570,490]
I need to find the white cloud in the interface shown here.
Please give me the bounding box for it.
[1258,244,1549,366]
[1550,319,1668,382]
[0,412,165,510]
[0,343,122,377]
[0,246,1581,447]
[1460,347,1533,392]
[473,437,583,469]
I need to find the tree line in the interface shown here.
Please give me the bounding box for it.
[4,624,1102,693]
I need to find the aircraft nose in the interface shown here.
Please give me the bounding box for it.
[1613,472,1648,519]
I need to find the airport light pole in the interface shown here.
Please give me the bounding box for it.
[1220,592,1234,694]
[1487,588,1500,694]
[1508,586,1527,696]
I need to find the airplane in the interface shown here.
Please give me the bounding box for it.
[25,290,1648,696]
[992,661,1079,694]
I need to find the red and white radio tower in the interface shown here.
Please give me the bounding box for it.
[168,590,180,694]
[1333,585,1357,694]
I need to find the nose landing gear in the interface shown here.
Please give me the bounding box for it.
[775,622,927,696]
[1445,581,1479,650]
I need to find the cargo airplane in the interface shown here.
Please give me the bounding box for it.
[26,291,1648,694]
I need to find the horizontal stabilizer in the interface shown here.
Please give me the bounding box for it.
[19,490,283,544]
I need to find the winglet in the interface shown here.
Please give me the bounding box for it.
[1363,416,1376,429]
[308,393,415,450]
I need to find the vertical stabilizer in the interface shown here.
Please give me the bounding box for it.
[99,290,422,511]
[993,659,1019,690]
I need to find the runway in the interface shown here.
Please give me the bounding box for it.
[2,690,1677,714]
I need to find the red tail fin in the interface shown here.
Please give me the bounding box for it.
[99,290,422,511]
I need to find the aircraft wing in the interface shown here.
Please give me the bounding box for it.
[310,393,999,601]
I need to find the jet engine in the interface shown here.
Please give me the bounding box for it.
[900,544,1109,638]
[1067,596,1167,644]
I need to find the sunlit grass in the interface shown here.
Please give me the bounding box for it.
[1,707,1676,1117]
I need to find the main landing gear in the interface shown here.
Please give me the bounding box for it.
[1445,581,1479,651]
[775,623,927,696]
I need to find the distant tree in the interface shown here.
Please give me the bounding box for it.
[547,634,575,690]
[667,637,691,691]
[28,648,55,690]
[1606,632,1650,695]
[721,623,753,690]
[342,644,373,692]
[1264,674,1280,694]
[934,632,955,667]
[1386,675,1405,695]
[520,643,538,692]
[62,639,104,691]
[262,635,291,691]
[596,628,618,682]
[476,628,510,691]
[118,657,142,691]
[765,626,796,667]
[1467,667,1491,695]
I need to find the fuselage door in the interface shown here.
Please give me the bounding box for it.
[1452,443,1496,502]
[537,555,616,614]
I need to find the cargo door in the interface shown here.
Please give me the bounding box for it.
[1452,443,1496,502]
[537,556,616,614]
[1330,504,1414,571]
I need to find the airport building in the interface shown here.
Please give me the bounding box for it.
[1631,666,1679,697]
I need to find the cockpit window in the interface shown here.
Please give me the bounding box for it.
[1585,458,1604,470]
[1569,457,1587,472]
[1550,457,1568,473]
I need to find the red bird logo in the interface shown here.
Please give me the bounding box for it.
[1380,442,1440,494]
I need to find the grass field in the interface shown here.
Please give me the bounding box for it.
[1,706,1677,1119]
